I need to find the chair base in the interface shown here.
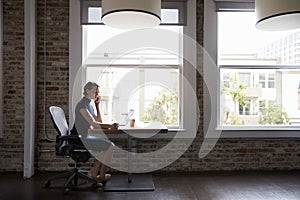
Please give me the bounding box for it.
[45,168,99,194]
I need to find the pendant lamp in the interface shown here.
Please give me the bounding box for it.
[101,0,161,30]
[255,0,300,31]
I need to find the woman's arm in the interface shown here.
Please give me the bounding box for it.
[94,96,102,122]
[80,108,118,129]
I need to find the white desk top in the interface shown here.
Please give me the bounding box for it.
[88,121,168,138]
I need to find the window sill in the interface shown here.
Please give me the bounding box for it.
[218,125,300,131]
[101,128,190,140]
[205,126,300,138]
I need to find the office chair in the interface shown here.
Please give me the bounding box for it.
[45,106,99,194]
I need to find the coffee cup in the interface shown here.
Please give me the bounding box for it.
[130,119,135,128]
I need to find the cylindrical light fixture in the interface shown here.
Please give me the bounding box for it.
[255,0,300,31]
[101,0,161,30]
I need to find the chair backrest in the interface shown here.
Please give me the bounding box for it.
[49,106,69,137]
[49,106,91,162]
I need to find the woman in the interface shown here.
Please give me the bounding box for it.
[71,82,118,183]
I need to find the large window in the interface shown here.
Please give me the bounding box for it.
[70,0,197,132]
[218,12,300,128]
[83,23,182,128]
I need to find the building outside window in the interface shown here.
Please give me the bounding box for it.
[218,11,300,127]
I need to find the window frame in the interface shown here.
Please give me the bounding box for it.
[70,0,197,137]
[204,0,300,138]
[80,0,188,26]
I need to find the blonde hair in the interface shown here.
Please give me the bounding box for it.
[83,82,99,96]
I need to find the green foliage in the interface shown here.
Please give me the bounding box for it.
[223,77,249,107]
[222,75,290,126]
[230,113,244,125]
[222,76,249,125]
[141,88,178,125]
[259,102,289,125]
[223,109,244,125]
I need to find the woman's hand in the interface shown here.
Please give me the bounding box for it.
[108,123,119,130]
[95,122,119,130]
[112,123,119,130]
[94,95,102,122]
[95,95,101,106]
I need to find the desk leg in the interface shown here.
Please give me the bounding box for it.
[127,135,132,183]
[104,134,155,192]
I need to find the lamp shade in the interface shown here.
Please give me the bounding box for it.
[255,0,300,31]
[101,0,161,29]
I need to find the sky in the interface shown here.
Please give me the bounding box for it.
[218,12,300,55]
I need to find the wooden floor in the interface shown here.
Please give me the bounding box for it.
[1,170,300,200]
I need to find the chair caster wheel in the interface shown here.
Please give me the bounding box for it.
[45,180,51,188]
[63,187,69,195]
[91,183,98,191]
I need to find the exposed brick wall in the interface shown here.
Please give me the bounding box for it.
[35,0,70,171]
[1,0,300,172]
[0,0,71,172]
[0,0,25,172]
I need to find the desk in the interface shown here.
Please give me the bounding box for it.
[88,121,168,191]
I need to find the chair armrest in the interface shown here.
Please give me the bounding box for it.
[58,134,79,141]
[58,135,87,149]
[55,134,87,154]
